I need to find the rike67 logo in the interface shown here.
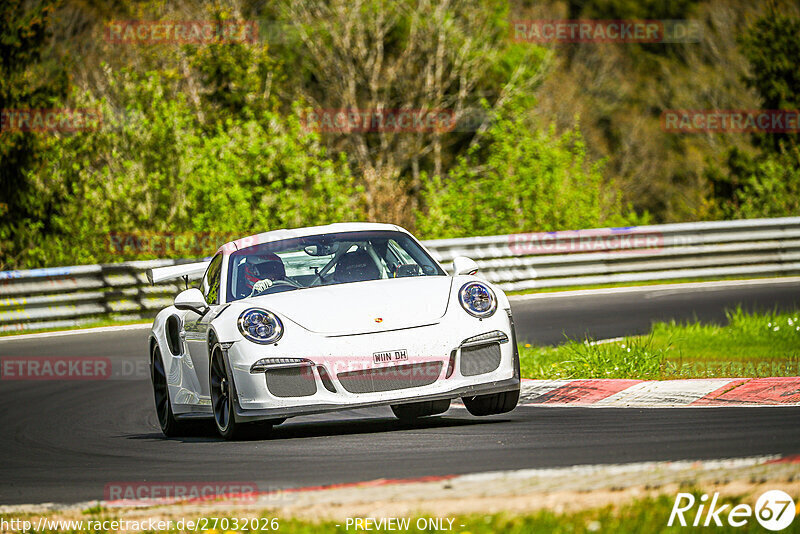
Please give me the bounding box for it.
[669,490,796,530]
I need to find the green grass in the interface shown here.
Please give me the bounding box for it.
[237,496,764,533]
[519,307,800,379]
[3,492,769,533]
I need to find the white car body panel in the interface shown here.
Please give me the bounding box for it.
[243,276,452,335]
[148,223,520,423]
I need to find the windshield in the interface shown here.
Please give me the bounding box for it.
[226,230,446,301]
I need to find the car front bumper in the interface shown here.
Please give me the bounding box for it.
[233,377,520,421]
[224,309,520,422]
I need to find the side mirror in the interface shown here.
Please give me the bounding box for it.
[174,288,208,315]
[452,256,479,276]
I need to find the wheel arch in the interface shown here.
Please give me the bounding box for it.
[149,335,159,361]
[207,328,219,353]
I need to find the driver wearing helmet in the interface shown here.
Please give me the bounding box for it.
[243,253,287,295]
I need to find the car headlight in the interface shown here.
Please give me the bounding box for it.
[237,308,283,344]
[459,282,497,318]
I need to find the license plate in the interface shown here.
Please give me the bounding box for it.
[373,349,408,363]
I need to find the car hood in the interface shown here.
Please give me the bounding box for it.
[242,276,454,335]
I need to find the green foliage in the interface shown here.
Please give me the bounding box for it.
[706,146,800,218]
[183,6,280,122]
[706,8,800,219]
[19,71,363,266]
[738,7,800,153]
[567,0,700,19]
[0,0,71,269]
[565,0,702,62]
[416,101,637,238]
[3,0,799,269]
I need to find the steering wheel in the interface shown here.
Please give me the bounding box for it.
[249,278,301,297]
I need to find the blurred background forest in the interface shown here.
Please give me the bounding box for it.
[1,0,799,269]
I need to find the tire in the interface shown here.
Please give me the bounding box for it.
[151,345,192,437]
[391,399,451,421]
[462,388,520,416]
[210,345,273,440]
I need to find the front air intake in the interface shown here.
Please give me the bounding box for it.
[337,361,443,394]
[265,367,317,397]
[460,343,501,376]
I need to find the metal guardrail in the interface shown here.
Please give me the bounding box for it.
[0,260,188,333]
[423,217,800,292]
[2,217,799,332]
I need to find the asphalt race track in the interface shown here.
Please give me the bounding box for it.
[1,280,799,505]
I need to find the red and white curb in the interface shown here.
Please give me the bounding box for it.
[96,454,800,509]
[519,377,800,407]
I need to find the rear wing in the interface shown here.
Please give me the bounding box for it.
[146,261,210,286]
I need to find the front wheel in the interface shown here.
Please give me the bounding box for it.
[462,388,519,416]
[391,399,451,421]
[210,345,272,440]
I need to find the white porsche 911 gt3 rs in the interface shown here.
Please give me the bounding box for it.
[146,223,520,439]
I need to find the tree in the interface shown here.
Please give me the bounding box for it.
[24,70,364,266]
[0,0,71,269]
[277,0,547,226]
[706,5,800,218]
[416,99,640,238]
[738,5,800,153]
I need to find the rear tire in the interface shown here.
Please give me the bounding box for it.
[210,345,273,440]
[391,399,451,421]
[151,345,192,437]
[462,388,520,416]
